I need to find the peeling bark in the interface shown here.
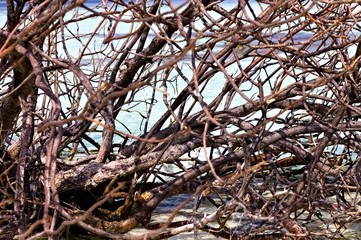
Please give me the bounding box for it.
[56,139,201,192]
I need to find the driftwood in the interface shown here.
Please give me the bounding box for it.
[1,0,361,239]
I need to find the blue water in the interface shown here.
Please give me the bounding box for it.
[1,1,358,148]
[53,0,260,143]
[0,0,326,144]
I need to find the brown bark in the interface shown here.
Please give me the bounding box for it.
[0,56,35,147]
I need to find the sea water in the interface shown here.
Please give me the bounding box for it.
[0,0,315,142]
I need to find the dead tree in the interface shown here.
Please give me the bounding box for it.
[1,0,361,239]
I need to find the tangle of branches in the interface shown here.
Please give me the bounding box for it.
[1,0,361,239]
